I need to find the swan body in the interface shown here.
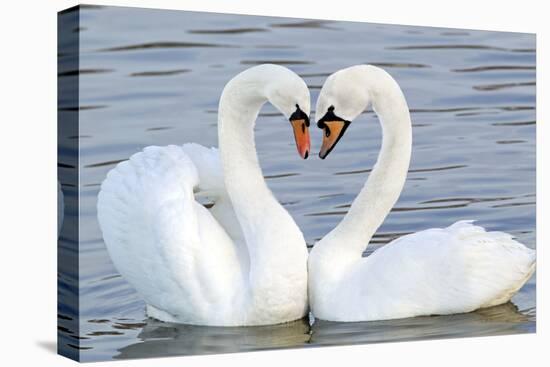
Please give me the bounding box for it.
[309,65,536,322]
[98,65,311,326]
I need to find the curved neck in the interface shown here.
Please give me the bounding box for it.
[326,67,412,256]
[217,68,309,316]
[218,73,280,238]
[217,68,307,294]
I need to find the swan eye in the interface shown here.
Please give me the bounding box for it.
[290,104,310,127]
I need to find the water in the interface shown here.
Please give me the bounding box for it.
[57,5,536,362]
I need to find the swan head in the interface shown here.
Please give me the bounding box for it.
[315,65,370,159]
[262,65,311,159]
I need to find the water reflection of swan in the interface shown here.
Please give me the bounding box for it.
[309,65,536,322]
[113,303,531,359]
[310,303,533,346]
[97,65,311,326]
[115,318,310,360]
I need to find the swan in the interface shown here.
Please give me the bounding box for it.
[97,64,311,326]
[308,65,536,322]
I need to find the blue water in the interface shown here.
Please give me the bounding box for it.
[57,5,535,361]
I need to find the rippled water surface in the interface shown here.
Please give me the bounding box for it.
[58,5,536,361]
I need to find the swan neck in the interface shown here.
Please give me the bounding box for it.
[217,69,308,319]
[218,77,275,229]
[334,67,412,255]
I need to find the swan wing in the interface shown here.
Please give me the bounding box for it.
[97,145,245,324]
[180,143,245,245]
[343,221,535,321]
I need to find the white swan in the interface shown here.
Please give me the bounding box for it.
[97,64,311,326]
[308,65,536,322]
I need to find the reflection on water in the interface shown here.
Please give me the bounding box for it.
[112,303,532,360]
[387,44,534,52]
[100,41,237,52]
[116,318,311,359]
[310,303,534,347]
[58,5,536,362]
[129,69,190,77]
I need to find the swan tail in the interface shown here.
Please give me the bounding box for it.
[445,220,536,308]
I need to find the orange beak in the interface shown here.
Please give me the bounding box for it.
[318,120,350,159]
[290,118,311,159]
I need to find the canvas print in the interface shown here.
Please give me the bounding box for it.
[57,5,536,362]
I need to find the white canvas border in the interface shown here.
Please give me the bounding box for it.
[0,1,545,366]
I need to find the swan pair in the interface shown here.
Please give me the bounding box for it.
[97,64,535,326]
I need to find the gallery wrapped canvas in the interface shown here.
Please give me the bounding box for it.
[58,4,536,362]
